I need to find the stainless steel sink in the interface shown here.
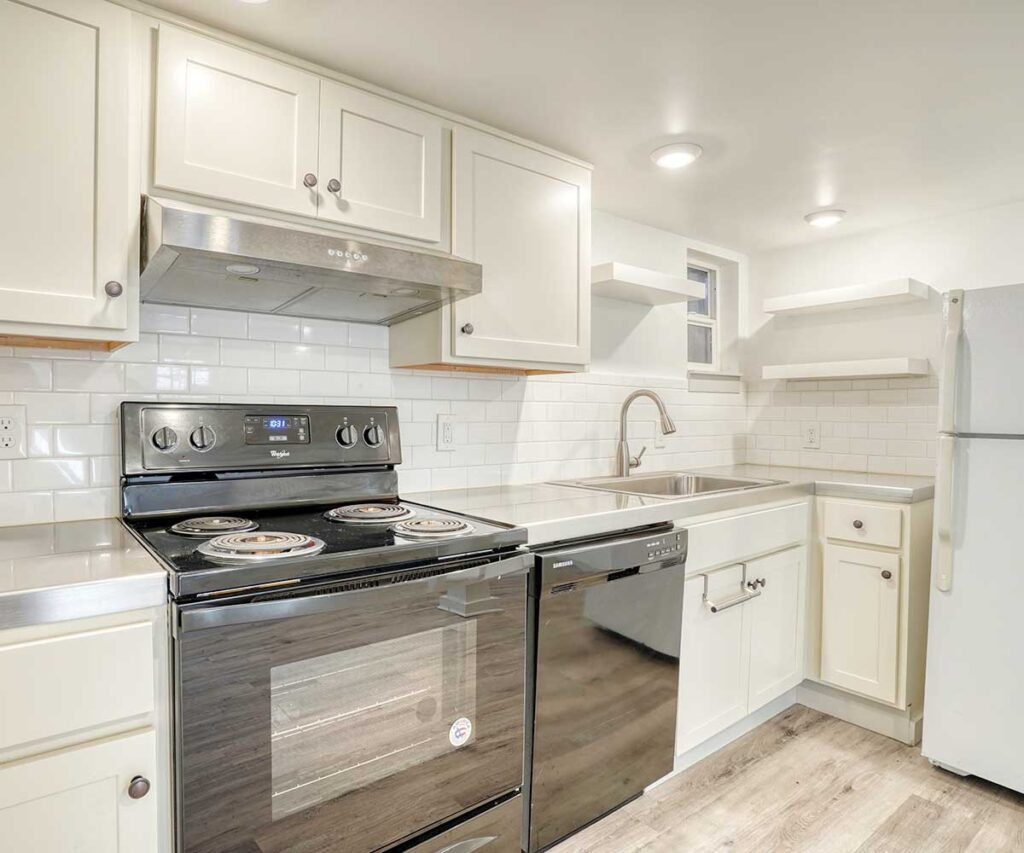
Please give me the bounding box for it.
[552,471,783,499]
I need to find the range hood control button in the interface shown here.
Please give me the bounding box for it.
[152,426,178,453]
[337,424,358,448]
[363,424,385,448]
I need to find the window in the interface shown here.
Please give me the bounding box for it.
[687,264,718,368]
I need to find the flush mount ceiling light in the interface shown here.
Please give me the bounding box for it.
[804,209,847,228]
[650,142,703,169]
[238,0,270,4]
[226,263,261,275]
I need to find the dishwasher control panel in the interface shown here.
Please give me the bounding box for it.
[644,530,686,563]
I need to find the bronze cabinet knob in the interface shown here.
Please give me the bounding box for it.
[127,775,151,800]
[852,519,864,529]
[881,570,893,580]
[303,173,318,188]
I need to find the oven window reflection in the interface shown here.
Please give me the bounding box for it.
[270,623,477,819]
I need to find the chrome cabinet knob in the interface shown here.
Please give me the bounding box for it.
[327,178,341,193]
[461,323,474,335]
[303,173,318,188]
[852,519,864,529]
[104,280,124,298]
[127,775,151,800]
[881,570,893,580]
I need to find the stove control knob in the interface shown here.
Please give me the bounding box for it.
[336,424,358,448]
[189,425,217,452]
[151,426,178,453]
[363,424,385,448]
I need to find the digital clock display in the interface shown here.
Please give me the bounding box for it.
[243,415,310,445]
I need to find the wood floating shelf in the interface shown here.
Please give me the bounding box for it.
[762,358,930,381]
[591,262,704,306]
[763,278,934,316]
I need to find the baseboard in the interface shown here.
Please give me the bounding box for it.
[795,680,922,745]
[662,689,798,781]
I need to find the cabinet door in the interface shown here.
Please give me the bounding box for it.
[154,25,320,216]
[676,566,751,754]
[318,81,443,242]
[747,547,805,712]
[451,127,590,365]
[821,544,901,703]
[0,0,130,331]
[0,729,157,852]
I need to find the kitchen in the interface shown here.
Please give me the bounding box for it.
[1,0,1022,851]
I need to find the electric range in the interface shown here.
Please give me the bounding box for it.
[119,402,528,853]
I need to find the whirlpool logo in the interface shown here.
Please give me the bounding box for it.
[269,450,291,459]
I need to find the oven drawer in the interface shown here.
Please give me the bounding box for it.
[0,621,154,751]
[402,794,522,853]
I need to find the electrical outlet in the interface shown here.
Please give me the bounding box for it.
[0,406,27,459]
[803,423,821,450]
[436,413,456,451]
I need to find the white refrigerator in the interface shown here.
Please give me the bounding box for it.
[923,282,1024,792]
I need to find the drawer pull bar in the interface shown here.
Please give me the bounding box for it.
[703,563,762,614]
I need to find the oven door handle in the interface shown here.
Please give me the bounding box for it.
[178,552,532,632]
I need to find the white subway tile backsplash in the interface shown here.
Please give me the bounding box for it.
[348,324,388,349]
[160,334,220,365]
[53,361,123,393]
[221,338,275,368]
[53,425,117,457]
[98,334,159,363]
[300,318,349,346]
[53,487,119,522]
[0,492,53,525]
[126,364,188,393]
[276,343,325,370]
[190,308,248,339]
[28,426,52,457]
[12,459,88,490]
[15,392,90,424]
[248,314,300,342]
[140,303,189,334]
[325,346,370,372]
[190,366,247,394]
[0,359,52,391]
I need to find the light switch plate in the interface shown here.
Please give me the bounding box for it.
[436,413,455,451]
[0,406,27,459]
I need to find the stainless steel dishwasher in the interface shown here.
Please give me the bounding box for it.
[523,524,686,852]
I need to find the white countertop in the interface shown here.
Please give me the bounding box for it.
[0,519,167,630]
[408,464,934,545]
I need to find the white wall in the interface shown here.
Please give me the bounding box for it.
[742,199,1024,476]
[744,199,1024,378]
[591,211,746,377]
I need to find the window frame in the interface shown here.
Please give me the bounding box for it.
[686,261,720,371]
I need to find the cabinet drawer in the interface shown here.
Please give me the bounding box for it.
[685,501,809,574]
[824,500,903,548]
[0,622,154,751]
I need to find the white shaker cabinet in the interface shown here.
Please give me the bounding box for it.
[0,0,133,344]
[677,565,751,754]
[154,25,321,217]
[318,81,444,242]
[0,729,158,853]
[747,547,805,712]
[449,127,590,367]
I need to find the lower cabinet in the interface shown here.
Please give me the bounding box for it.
[0,728,158,852]
[821,543,901,704]
[677,546,805,754]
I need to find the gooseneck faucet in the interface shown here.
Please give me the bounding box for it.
[616,389,677,476]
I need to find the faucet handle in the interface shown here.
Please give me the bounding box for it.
[629,446,647,470]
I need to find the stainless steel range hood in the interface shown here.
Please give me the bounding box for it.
[139,198,481,325]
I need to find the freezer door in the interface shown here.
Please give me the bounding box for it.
[923,436,1024,793]
[949,283,1024,434]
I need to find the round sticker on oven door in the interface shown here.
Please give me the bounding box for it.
[449,716,473,747]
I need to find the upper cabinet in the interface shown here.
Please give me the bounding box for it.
[154,26,321,217]
[0,0,133,346]
[449,128,590,366]
[318,82,443,242]
[154,26,445,243]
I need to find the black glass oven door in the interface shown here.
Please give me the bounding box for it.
[174,553,529,853]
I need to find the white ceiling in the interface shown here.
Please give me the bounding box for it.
[142,0,1024,252]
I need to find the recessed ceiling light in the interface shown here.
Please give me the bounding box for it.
[804,209,846,228]
[238,0,270,4]
[226,263,261,275]
[650,142,703,170]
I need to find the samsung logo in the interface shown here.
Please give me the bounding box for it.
[553,559,574,569]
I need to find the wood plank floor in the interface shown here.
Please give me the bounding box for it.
[549,705,1024,853]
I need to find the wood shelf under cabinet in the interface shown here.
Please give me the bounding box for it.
[591,262,704,305]
[763,278,933,316]
[762,358,930,381]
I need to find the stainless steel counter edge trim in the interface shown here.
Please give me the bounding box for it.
[0,571,168,630]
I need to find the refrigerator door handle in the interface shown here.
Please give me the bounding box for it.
[938,290,964,434]
[934,434,956,591]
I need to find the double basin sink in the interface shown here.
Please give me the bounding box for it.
[553,471,783,500]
